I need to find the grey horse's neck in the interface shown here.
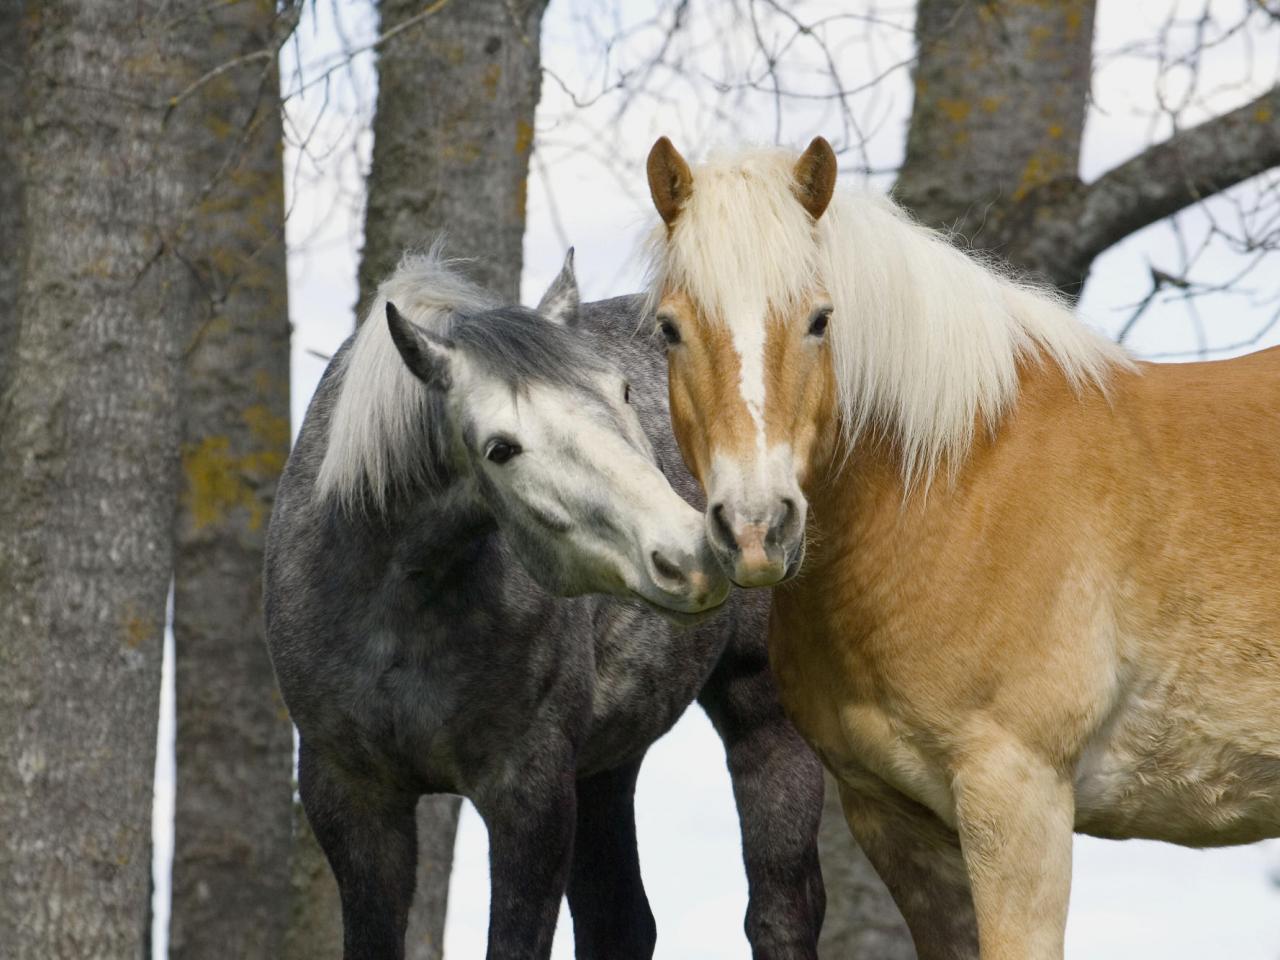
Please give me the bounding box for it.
[373,480,503,602]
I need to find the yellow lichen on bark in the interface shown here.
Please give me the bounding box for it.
[482,63,501,100]
[937,98,971,122]
[515,118,534,155]
[182,423,285,532]
[242,403,289,449]
[122,602,157,650]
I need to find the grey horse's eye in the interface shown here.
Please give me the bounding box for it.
[485,438,521,465]
[623,382,631,404]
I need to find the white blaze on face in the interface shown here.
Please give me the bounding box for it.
[723,294,770,458]
[707,444,801,523]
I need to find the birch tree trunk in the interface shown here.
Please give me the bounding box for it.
[0,2,211,955]
[169,3,295,958]
[287,2,550,957]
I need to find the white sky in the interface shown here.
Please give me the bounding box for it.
[152,2,1280,957]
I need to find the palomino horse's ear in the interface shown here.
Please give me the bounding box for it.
[386,301,452,391]
[646,136,693,227]
[535,247,579,327]
[792,136,837,220]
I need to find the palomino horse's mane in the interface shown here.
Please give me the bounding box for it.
[645,146,1132,487]
[316,244,600,512]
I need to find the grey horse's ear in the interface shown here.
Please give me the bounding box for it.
[535,247,579,327]
[386,301,452,390]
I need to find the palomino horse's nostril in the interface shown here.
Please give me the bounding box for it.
[771,498,798,545]
[650,550,687,587]
[710,503,737,550]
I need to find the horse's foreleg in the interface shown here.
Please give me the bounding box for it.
[565,760,657,960]
[699,647,825,960]
[476,753,577,960]
[836,777,979,960]
[297,740,418,960]
[951,738,1074,960]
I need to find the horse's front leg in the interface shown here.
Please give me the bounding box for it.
[474,746,577,960]
[566,759,657,960]
[836,775,979,960]
[698,638,825,959]
[297,740,419,960]
[951,735,1075,960]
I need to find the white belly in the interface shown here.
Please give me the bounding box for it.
[1073,669,1280,846]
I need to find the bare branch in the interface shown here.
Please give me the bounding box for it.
[1075,84,1280,268]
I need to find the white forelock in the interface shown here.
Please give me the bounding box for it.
[645,145,1131,488]
[315,243,494,511]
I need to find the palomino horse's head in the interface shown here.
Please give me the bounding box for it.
[645,137,839,587]
[383,251,731,619]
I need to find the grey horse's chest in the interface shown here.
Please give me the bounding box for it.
[578,602,725,772]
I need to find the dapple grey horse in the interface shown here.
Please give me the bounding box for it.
[264,247,824,960]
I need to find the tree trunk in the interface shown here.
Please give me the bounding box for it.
[283,805,345,960]
[0,2,211,955]
[893,0,1280,297]
[0,0,24,393]
[356,0,549,307]
[168,3,295,959]
[287,2,549,957]
[894,0,1097,292]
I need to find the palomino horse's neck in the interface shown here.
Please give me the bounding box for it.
[795,353,1093,596]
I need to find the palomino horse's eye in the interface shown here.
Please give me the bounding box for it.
[808,307,833,338]
[656,317,682,346]
[485,439,522,465]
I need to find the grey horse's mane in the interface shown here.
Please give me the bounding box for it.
[316,244,604,512]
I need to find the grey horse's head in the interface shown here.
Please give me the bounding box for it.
[322,246,730,620]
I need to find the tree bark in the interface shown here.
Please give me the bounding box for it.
[0,1,24,393]
[893,0,1279,297]
[356,0,549,307]
[168,3,295,959]
[287,2,549,957]
[894,0,1097,291]
[283,805,345,960]
[1069,85,1280,283]
[0,2,211,955]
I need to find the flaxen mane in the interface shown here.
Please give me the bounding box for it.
[646,146,1131,486]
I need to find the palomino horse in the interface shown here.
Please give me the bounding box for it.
[642,136,1280,960]
[265,245,824,960]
